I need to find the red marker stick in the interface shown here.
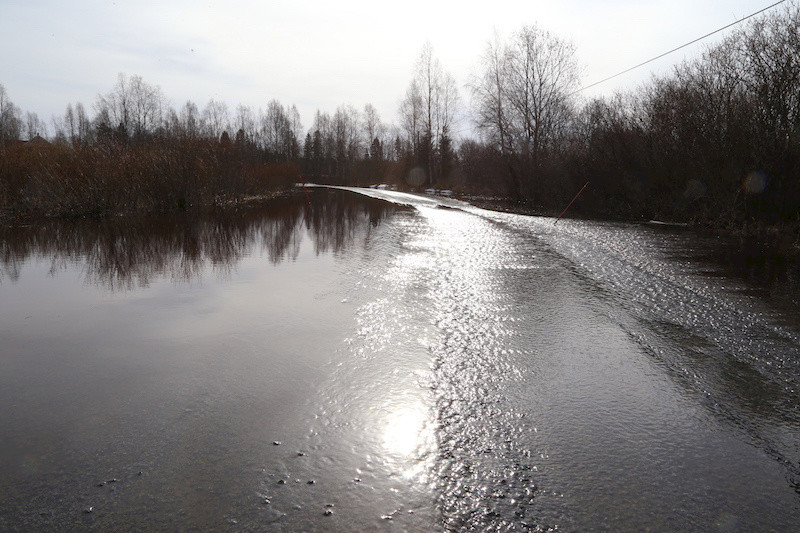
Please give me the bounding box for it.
[554,181,589,225]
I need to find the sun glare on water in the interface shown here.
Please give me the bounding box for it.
[381,400,435,479]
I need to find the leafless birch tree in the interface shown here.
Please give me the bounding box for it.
[95,73,165,138]
[0,84,23,145]
[399,42,460,184]
[470,25,580,197]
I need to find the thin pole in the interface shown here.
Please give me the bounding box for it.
[554,181,589,225]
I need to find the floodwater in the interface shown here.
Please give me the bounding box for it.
[1,187,798,531]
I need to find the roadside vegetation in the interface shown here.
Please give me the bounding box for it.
[0,2,798,242]
[462,1,800,240]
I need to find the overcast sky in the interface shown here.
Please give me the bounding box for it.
[0,0,784,137]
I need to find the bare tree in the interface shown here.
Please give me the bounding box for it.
[95,73,164,138]
[399,79,423,154]
[24,111,47,140]
[0,84,22,145]
[414,43,459,144]
[179,100,201,138]
[362,103,386,159]
[735,1,800,221]
[333,105,362,178]
[384,124,403,161]
[53,103,90,145]
[63,103,77,142]
[202,99,230,140]
[739,1,800,150]
[128,75,164,137]
[309,110,334,179]
[234,104,257,143]
[399,42,461,184]
[259,100,300,160]
[469,34,512,155]
[287,104,303,153]
[74,102,91,144]
[470,25,580,197]
[505,25,580,161]
[312,110,333,157]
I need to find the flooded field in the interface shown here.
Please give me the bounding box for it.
[1,187,798,531]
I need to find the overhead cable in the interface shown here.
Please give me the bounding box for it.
[577,0,787,93]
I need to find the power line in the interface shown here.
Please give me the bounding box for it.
[577,0,787,93]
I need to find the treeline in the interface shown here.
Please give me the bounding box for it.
[1,1,799,235]
[461,2,800,234]
[0,75,410,218]
[0,79,304,217]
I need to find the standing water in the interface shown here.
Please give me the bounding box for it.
[0,187,798,531]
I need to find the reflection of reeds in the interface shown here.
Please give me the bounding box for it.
[0,140,301,218]
[305,188,393,256]
[0,189,404,290]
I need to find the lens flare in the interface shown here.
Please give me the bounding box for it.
[743,171,767,193]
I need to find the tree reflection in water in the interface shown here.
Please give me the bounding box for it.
[0,188,405,290]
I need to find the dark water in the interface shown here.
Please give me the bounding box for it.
[1,187,798,531]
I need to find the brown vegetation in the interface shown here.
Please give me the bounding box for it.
[0,138,299,218]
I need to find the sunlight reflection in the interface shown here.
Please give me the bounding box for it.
[382,400,435,479]
[383,402,428,456]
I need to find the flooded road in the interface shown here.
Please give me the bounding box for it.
[1,187,798,531]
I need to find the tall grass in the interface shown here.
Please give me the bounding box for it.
[0,138,300,218]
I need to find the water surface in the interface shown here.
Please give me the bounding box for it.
[1,187,798,531]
